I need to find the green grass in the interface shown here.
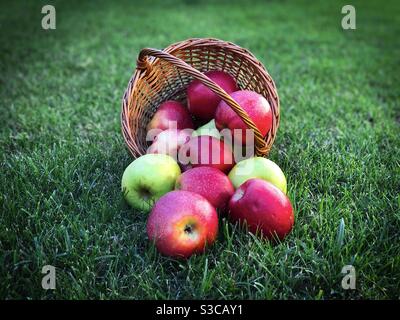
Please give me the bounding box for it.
[1,0,399,299]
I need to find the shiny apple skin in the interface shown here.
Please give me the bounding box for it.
[147,190,218,258]
[187,71,238,122]
[215,90,272,145]
[228,178,294,240]
[147,100,194,132]
[175,167,234,212]
[147,129,192,160]
[180,135,235,173]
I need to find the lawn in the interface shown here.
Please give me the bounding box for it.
[0,0,399,299]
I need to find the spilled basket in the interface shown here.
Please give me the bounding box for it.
[121,38,280,158]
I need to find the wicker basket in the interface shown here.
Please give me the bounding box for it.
[121,38,280,158]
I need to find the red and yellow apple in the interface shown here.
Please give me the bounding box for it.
[175,167,234,212]
[215,90,272,145]
[187,71,238,122]
[146,190,218,258]
[228,178,294,240]
[147,100,194,133]
[147,128,192,160]
[179,135,235,173]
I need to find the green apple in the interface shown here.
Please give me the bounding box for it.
[192,119,221,140]
[121,154,181,211]
[228,157,287,194]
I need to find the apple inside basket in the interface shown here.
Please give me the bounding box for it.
[121,38,280,159]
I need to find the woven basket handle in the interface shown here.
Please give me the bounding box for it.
[137,48,268,155]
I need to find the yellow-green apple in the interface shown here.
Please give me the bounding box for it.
[229,178,294,240]
[175,167,234,212]
[121,154,181,211]
[146,190,218,258]
[187,71,238,122]
[179,135,234,173]
[147,128,192,160]
[215,90,272,145]
[228,157,287,194]
[146,100,194,133]
[192,119,221,140]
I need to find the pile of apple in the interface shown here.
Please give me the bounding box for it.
[122,71,294,258]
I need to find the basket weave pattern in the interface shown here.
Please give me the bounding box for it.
[122,38,280,158]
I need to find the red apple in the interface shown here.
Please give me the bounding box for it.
[228,178,294,240]
[147,129,191,160]
[147,100,194,133]
[187,71,238,122]
[215,90,272,145]
[175,167,234,212]
[146,190,218,258]
[179,135,235,173]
